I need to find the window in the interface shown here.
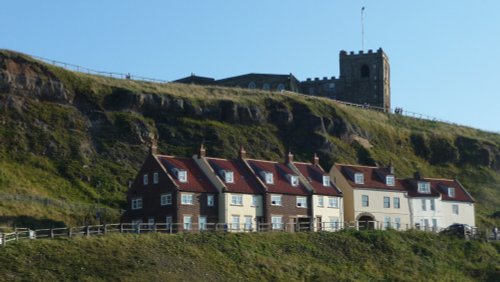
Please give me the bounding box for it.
[199,216,207,231]
[161,194,172,206]
[277,83,285,91]
[271,216,283,230]
[183,215,192,230]
[248,82,256,89]
[384,216,391,228]
[181,193,193,205]
[231,215,240,231]
[244,216,253,231]
[262,83,271,91]
[383,197,390,208]
[271,194,282,206]
[131,197,143,210]
[328,197,339,208]
[394,197,400,209]
[231,194,243,206]
[423,219,430,229]
[148,218,155,228]
[417,182,431,194]
[165,216,172,229]
[432,219,438,230]
[448,187,456,198]
[317,196,324,207]
[361,195,369,207]
[361,64,370,78]
[386,175,395,186]
[395,217,401,229]
[296,196,307,208]
[173,168,187,183]
[430,199,435,211]
[207,194,215,207]
[452,204,459,215]
[251,195,259,207]
[421,199,427,211]
[262,172,274,184]
[322,176,330,186]
[153,172,159,184]
[354,173,364,184]
[221,170,234,183]
[289,175,299,186]
[143,174,148,185]
[329,217,339,230]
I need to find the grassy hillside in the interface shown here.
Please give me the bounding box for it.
[0,231,499,281]
[0,49,499,228]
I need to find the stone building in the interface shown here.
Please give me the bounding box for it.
[174,48,391,111]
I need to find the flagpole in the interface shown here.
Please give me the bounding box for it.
[361,6,365,51]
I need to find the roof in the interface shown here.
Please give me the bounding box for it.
[246,159,309,196]
[335,164,405,191]
[157,156,218,193]
[403,178,474,202]
[206,158,263,194]
[293,162,342,196]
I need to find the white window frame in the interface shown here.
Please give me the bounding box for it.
[448,187,456,198]
[231,215,240,231]
[289,175,299,186]
[322,176,331,186]
[165,216,172,229]
[161,193,172,206]
[386,175,395,186]
[430,199,435,211]
[199,216,207,231]
[417,182,431,194]
[383,196,390,208]
[395,217,401,229]
[271,216,283,230]
[148,218,155,228]
[244,216,253,231]
[153,172,159,184]
[452,204,459,215]
[296,196,307,208]
[271,194,282,206]
[207,194,215,207]
[131,197,143,210]
[177,170,187,183]
[251,195,259,207]
[361,195,369,207]
[264,172,274,184]
[317,196,324,207]
[394,197,400,209]
[354,173,364,184]
[222,170,234,184]
[384,216,391,229]
[328,197,338,208]
[183,215,192,230]
[432,219,438,230]
[421,199,427,211]
[231,194,243,206]
[328,217,339,231]
[181,193,194,205]
[143,174,148,185]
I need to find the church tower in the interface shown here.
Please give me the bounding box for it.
[338,48,390,111]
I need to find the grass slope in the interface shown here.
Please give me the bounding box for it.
[0,49,499,228]
[0,231,499,281]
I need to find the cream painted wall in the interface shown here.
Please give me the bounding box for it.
[226,193,263,227]
[312,195,343,230]
[408,197,444,230]
[442,201,475,227]
[330,167,353,222]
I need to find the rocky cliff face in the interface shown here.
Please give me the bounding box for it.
[0,50,499,227]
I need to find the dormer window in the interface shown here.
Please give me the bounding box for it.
[288,174,299,186]
[172,168,187,183]
[417,182,431,194]
[220,170,234,184]
[448,187,455,198]
[354,173,364,184]
[260,171,274,184]
[322,176,330,186]
[386,175,395,186]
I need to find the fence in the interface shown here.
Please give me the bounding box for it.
[1,221,491,247]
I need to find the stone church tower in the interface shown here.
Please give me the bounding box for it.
[338,48,390,110]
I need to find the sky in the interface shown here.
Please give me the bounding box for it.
[1,1,500,132]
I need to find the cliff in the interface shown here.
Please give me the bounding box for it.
[0,49,499,228]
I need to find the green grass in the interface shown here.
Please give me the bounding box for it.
[0,231,498,281]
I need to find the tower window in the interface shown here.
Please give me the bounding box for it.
[361,64,370,78]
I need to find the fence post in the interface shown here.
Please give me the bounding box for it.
[119,223,124,233]
[50,229,54,239]
[103,224,107,235]
[153,223,157,233]
[15,231,19,241]
[86,226,90,237]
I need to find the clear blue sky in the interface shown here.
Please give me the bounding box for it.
[2,1,499,132]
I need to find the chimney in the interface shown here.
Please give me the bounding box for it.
[239,145,247,159]
[312,153,320,166]
[199,143,206,158]
[149,139,158,155]
[286,151,294,164]
[414,171,422,180]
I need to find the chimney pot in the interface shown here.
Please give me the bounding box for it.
[239,145,247,159]
[199,143,206,158]
[312,153,319,165]
[286,151,294,164]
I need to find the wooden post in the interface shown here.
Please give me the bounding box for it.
[103,224,107,235]
[50,229,54,239]
[119,223,124,233]
[153,223,157,233]
[86,226,90,237]
[15,231,19,241]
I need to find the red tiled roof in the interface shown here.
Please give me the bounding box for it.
[206,158,263,194]
[293,162,342,196]
[157,156,218,193]
[403,178,474,202]
[335,164,405,191]
[247,159,310,195]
